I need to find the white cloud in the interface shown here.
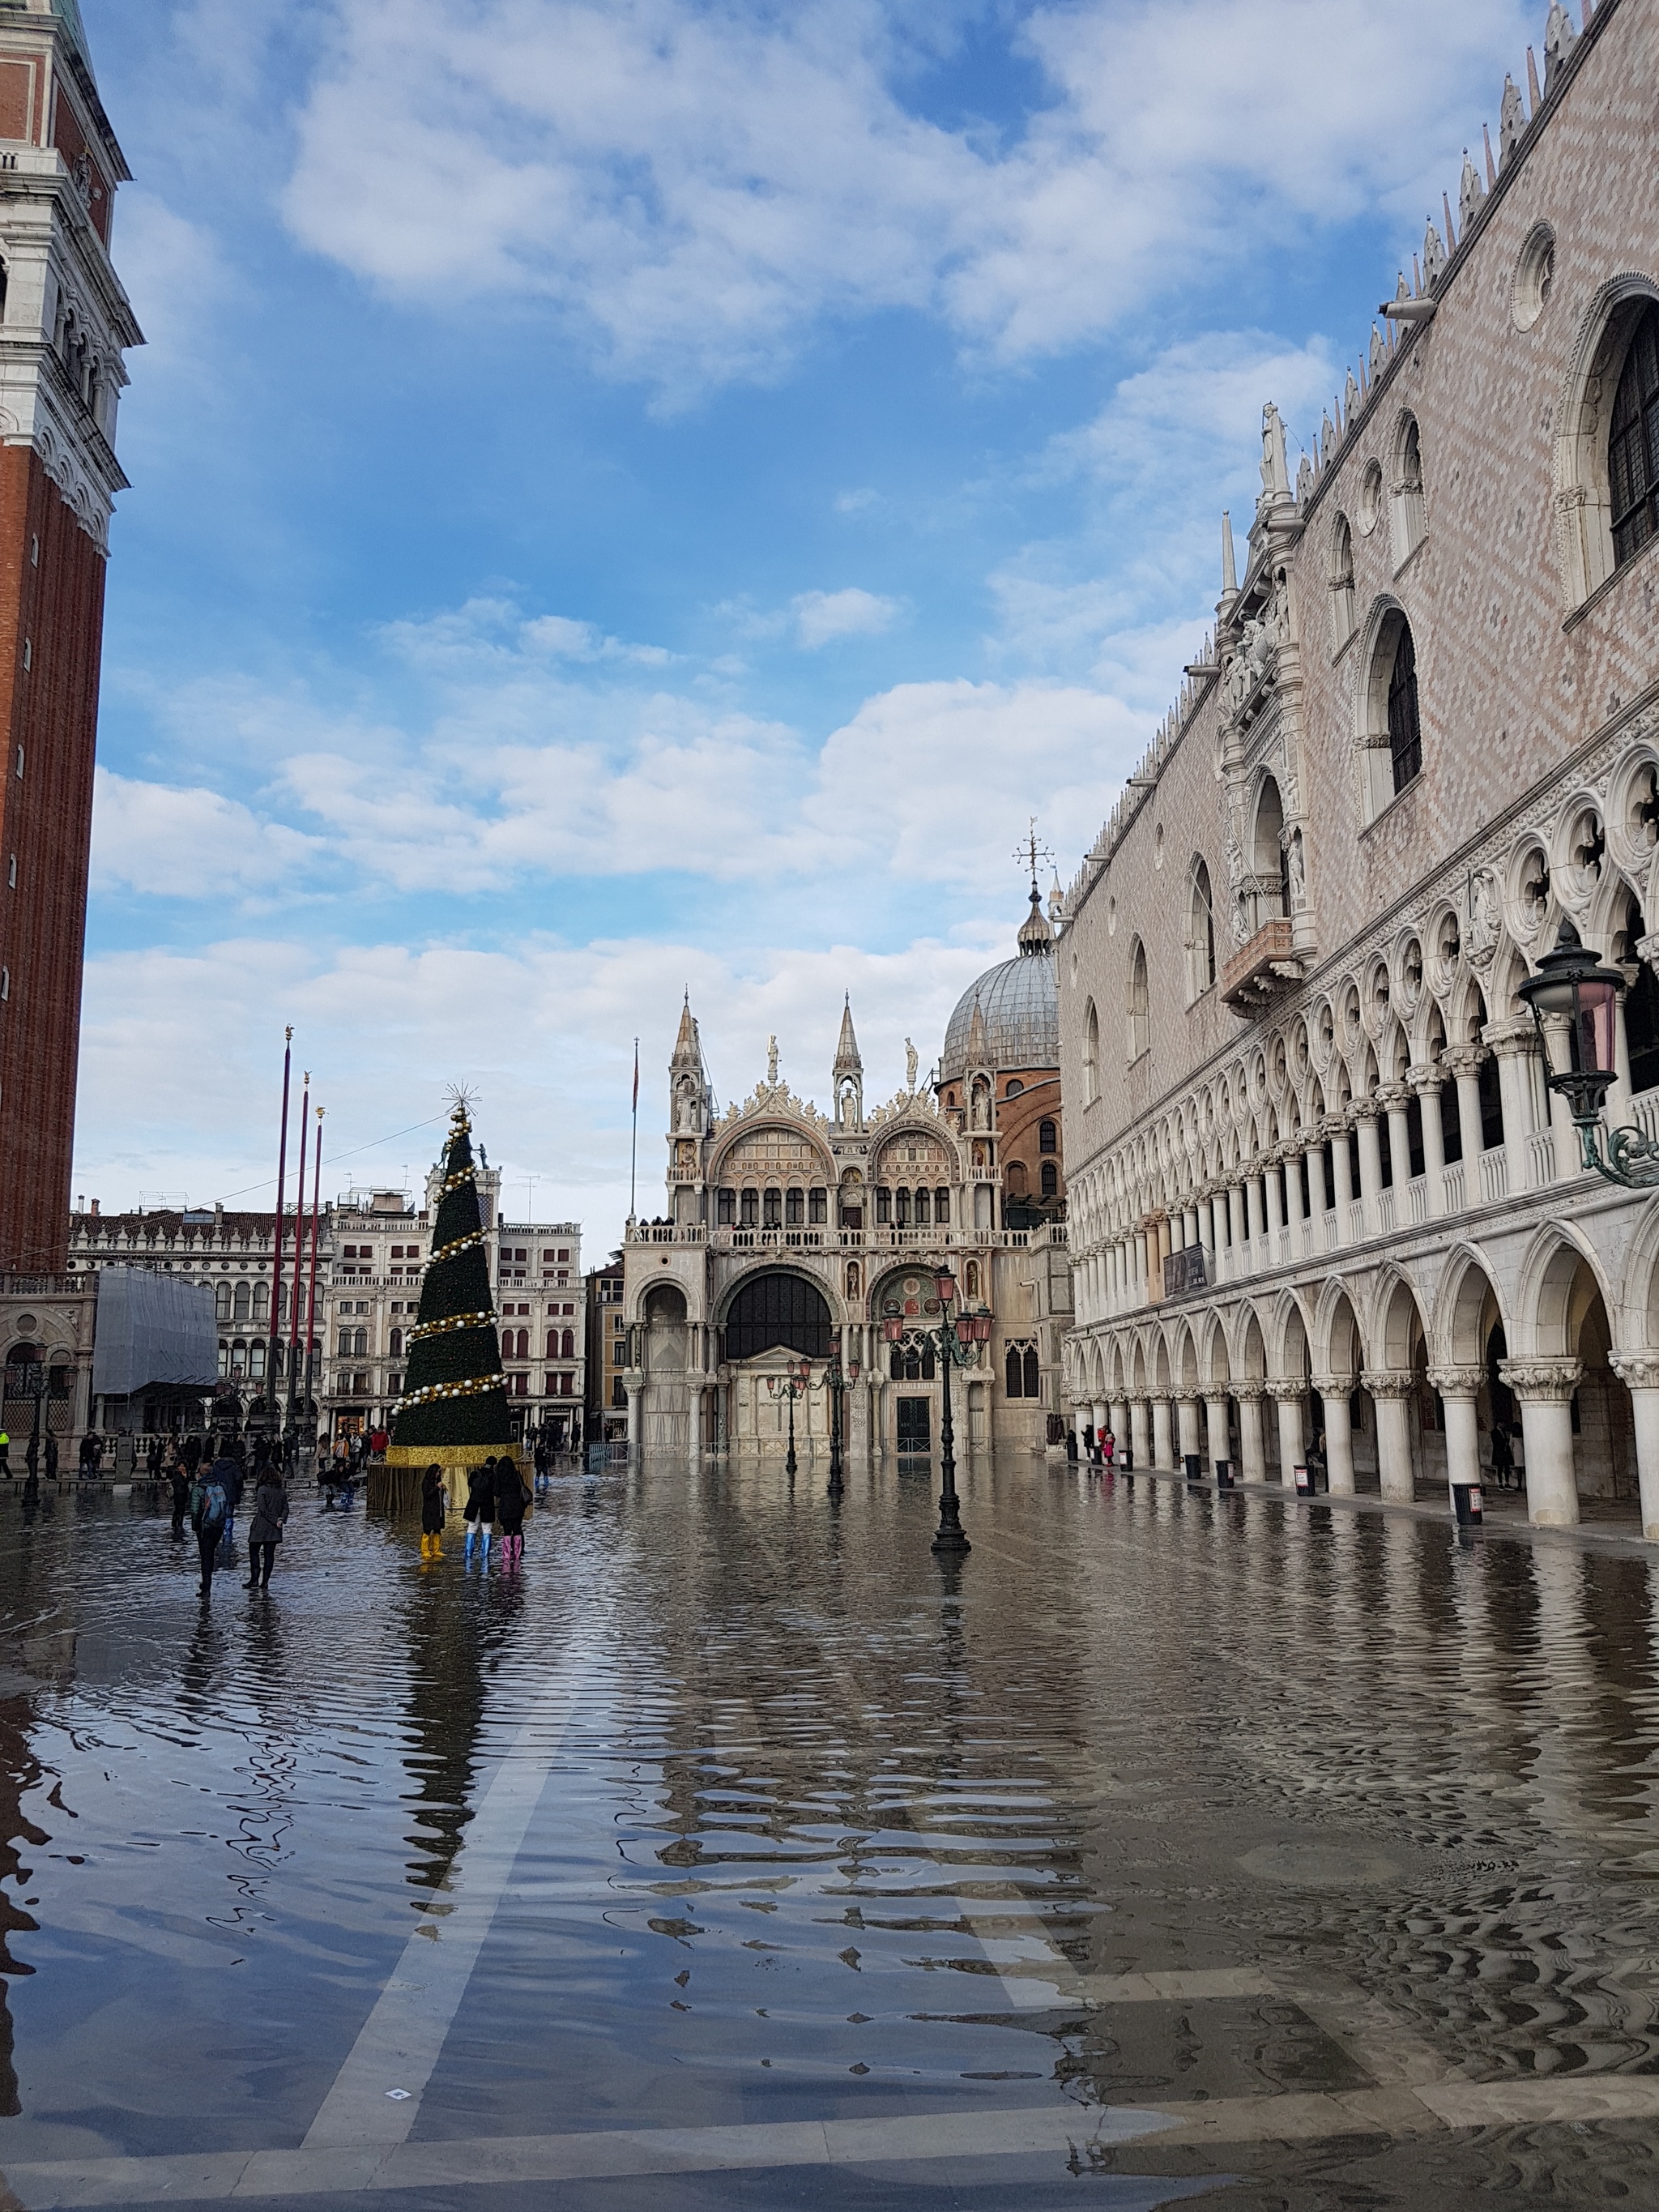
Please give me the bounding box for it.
[90,767,323,897]
[279,0,1536,395]
[791,587,900,648]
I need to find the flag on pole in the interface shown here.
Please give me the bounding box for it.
[632,1040,639,1111]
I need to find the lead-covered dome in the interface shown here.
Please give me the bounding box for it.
[940,891,1059,1079]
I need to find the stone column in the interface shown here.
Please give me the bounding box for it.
[1310,1372,1354,1494]
[1110,1397,1128,1450]
[1176,1395,1201,1464]
[1610,1355,1659,1541]
[1269,1380,1306,1485]
[1378,1083,1413,1209]
[1499,1358,1583,1527]
[1226,1182,1244,1264]
[1406,1064,1446,1218]
[624,1377,643,1464]
[1130,1398,1151,1467]
[1151,1394,1173,1469]
[1445,1046,1486,1178]
[1352,1100,1383,1239]
[1427,1363,1485,1505]
[1263,1159,1283,1241]
[1203,1391,1230,1473]
[1249,1168,1269,1254]
[1362,1369,1416,1503]
[1327,1112,1354,1238]
[1305,1130,1328,1223]
[1235,1381,1268,1484]
[1484,1016,1541,1148]
[1282,1142,1305,1242]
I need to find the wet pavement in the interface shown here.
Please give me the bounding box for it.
[0,1463,1657,2207]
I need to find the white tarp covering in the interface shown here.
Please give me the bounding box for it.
[92,1268,219,1398]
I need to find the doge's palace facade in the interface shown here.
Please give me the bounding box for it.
[1060,0,1659,1535]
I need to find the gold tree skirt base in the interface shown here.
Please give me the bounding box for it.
[374,1442,527,1516]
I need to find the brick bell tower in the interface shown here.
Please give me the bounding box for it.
[0,2,139,1271]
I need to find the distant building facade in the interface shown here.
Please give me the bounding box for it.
[1059,0,1659,1533]
[621,890,1070,1463]
[585,1249,625,1445]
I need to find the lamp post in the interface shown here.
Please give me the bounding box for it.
[817,1346,859,1497]
[883,1266,989,1554]
[1517,920,1659,1189]
[766,1356,812,1475]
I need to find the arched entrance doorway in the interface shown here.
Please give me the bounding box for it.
[721,1270,834,1457]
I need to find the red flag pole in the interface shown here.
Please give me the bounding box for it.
[287,1072,310,1405]
[267,1028,292,1426]
[304,1107,324,1438]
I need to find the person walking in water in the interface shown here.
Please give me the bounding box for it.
[190,1458,229,1597]
[245,1465,289,1590]
[463,1457,497,1565]
[168,1445,191,1540]
[420,1465,446,1561]
[494,1450,529,1568]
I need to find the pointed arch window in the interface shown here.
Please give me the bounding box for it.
[1610,305,1659,567]
[1188,859,1217,999]
[1329,511,1355,651]
[1082,1000,1099,1106]
[1126,940,1149,1061]
[1388,623,1422,792]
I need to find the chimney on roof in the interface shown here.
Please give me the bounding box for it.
[89,1198,100,1216]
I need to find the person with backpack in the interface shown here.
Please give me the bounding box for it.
[245,1467,289,1591]
[494,1450,529,1567]
[190,1460,230,1595]
[463,1458,497,1564]
[420,1465,446,1561]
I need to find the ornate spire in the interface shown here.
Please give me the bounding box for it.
[834,993,862,1074]
[966,996,991,1069]
[671,993,699,1067]
[833,995,864,1129]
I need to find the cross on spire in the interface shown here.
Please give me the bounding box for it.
[1015,818,1055,899]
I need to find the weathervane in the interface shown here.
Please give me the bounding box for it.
[1015,818,1055,899]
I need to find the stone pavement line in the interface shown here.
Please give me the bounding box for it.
[301,1615,610,2155]
[23,2077,1659,2206]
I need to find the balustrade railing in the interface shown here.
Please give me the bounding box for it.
[1526,1130,1557,1191]
[1478,1144,1509,1206]
[1441,1161,1466,1213]
[1406,1174,1428,1226]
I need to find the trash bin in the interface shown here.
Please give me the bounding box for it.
[1215,1458,1234,1490]
[1120,1447,1133,1472]
[1452,1481,1483,1527]
[1183,1453,1202,1482]
[1294,1462,1312,1497]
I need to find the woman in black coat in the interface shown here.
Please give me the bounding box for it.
[494,1452,529,1566]
[420,1465,446,1561]
[245,1471,288,1590]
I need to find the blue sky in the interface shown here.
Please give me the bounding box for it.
[74,0,1547,1249]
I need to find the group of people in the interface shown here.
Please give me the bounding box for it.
[0,1429,60,1483]
[419,1452,531,1565]
[165,1431,289,1599]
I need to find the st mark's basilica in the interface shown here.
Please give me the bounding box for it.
[620,882,1072,1463]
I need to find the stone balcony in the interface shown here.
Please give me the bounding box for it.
[1221,918,1304,1012]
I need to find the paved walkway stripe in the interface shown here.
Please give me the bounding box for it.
[301,1618,608,2154]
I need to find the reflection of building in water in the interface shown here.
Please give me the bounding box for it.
[622,890,1072,1462]
[0,1694,45,2116]
[1060,2,1659,1534]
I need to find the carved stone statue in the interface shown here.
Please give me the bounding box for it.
[905,1038,919,1092]
[1260,403,1290,501]
[766,1035,778,1087]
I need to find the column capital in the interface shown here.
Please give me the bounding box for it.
[1201,1387,1231,1408]
[1320,1111,1349,1139]
[1266,1377,1307,1403]
[1498,1356,1582,1403]
[1231,1378,1269,1403]
[1610,1352,1659,1392]
[1427,1363,1484,1399]
[1405,1061,1444,1095]
[1482,1015,1537,1061]
[1637,930,1659,981]
[1441,1044,1486,1078]
[1308,1372,1353,1398]
[1374,1082,1411,1112]
[1361,1367,1416,1399]
[1348,1095,1380,1122]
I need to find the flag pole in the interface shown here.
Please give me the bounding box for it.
[629,1038,639,1224]
[304,1108,324,1443]
[286,1071,310,1424]
[267,1028,292,1427]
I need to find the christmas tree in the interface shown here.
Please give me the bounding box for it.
[382,1094,512,1508]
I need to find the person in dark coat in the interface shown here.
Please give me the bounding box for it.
[220,1451,245,1551]
[420,1465,446,1561]
[494,1452,529,1567]
[245,1471,288,1589]
[190,1460,231,1597]
[463,1458,497,1564]
[43,1434,58,1481]
[168,1452,191,1539]
[1491,1422,1515,1491]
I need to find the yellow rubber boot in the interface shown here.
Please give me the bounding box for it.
[432,1531,444,1559]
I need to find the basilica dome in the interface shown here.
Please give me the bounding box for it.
[940,892,1059,1079]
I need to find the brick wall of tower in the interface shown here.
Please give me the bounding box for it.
[0,448,108,1273]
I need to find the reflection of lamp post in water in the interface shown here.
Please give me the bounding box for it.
[766,1357,812,1475]
[883,1266,990,1554]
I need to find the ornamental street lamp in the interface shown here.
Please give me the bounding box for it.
[883,1266,990,1554]
[1517,920,1659,1189]
[766,1357,812,1475]
[815,1347,860,1497]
